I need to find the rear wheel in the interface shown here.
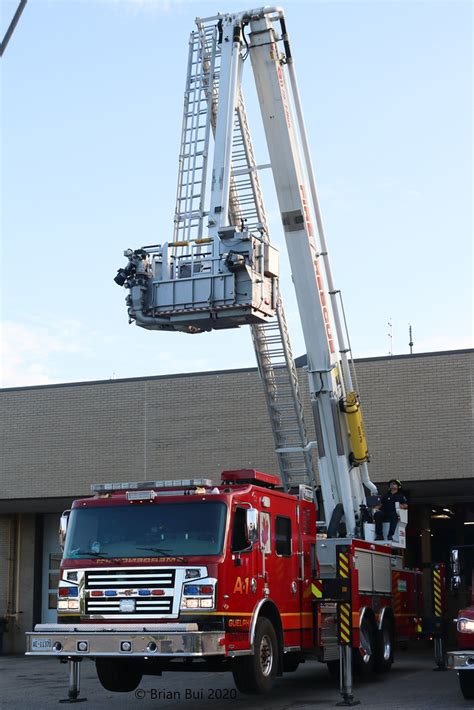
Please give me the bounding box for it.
[353,616,376,677]
[232,618,279,694]
[375,619,394,672]
[96,658,142,693]
[459,670,474,700]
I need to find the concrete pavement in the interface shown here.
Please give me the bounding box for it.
[0,646,469,709]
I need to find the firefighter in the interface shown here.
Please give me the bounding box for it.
[374,479,408,541]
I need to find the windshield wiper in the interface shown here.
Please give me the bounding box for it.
[136,547,186,561]
[70,549,109,558]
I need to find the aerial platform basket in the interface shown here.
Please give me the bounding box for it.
[116,227,279,334]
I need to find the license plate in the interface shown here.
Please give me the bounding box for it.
[31,637,53,651]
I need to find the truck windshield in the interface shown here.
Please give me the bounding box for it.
[63,502,227,559]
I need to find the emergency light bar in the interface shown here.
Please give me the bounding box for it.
[91,479,213,493]
[221,469,281,488]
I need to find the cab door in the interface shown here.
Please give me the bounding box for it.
[226,505,259,637]
[270,499,301,649]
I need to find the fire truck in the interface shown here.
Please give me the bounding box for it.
[447,546,474,699]
[26,5,443,703]
[27,471,424,699]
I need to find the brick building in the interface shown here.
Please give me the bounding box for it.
[0,348,473,652]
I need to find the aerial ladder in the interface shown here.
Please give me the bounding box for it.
[115,6,379,539]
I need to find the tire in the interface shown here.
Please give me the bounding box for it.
[353,616,376,677]
[374,620,394,672]
[96,658,142,693]
[232,618,279,694]
[459,670,474,700]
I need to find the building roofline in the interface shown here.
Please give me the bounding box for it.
[295,347,474,368]
[1,348,473,393]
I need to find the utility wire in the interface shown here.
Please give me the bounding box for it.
[1,0,28,58]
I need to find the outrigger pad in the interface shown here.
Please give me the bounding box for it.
[336,695,361,707]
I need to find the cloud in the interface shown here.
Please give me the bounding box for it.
[0,320,91,388]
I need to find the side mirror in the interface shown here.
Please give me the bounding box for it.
[246,508,259,544]
[59,510,71,551]
[452,575,461,591]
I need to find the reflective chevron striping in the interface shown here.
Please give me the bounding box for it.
[339,553,349,579]
[433,568,442,617]
[338,602,351,645]
[311,581,323,599]
[336,548,351,645]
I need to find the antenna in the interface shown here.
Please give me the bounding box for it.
[388,318,393,356]
[409,324,413,354]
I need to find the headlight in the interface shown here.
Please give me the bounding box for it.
[199,598,213,608]
[457,618,474,633]
[183,598,199,609]
[180,582,216,610]
[57,583,80,612]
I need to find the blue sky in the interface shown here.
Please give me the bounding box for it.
[1,0,472,387]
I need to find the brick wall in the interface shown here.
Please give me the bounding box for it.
[0,350,472,500]
[355,351,473,482]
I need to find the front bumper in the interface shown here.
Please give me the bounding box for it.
[446,650,474,671]
[26,623,225,658]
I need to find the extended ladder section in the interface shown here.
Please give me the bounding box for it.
[209,30,316,491]
[114,7,379,534]
[172,25,217,246]
[231,89,315,491]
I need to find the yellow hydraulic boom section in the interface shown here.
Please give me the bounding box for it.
[343,391,369,466]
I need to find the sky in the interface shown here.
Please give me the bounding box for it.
[1,0,472,388]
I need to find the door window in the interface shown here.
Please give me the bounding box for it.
[231,507,250,552]
[275,515,292,556]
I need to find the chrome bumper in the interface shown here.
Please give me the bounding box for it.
[446,650,474,670]
[26,623,225,658]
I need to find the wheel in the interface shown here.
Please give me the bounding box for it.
[459,670,474,700]
[232,617,279,694]
[353,616,376,676]
[96,658,143,692]
[374,619,394,672]
[283,653,301,673]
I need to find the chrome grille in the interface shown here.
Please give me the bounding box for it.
[85,597,173,615]
[85,569,175,589]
